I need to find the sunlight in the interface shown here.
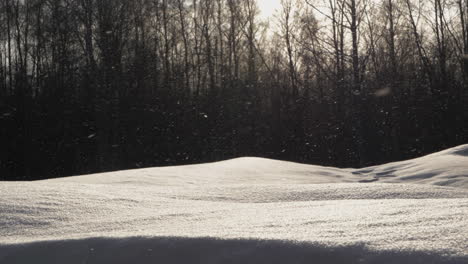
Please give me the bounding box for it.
[257,0,282,19]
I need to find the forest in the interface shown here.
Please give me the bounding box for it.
[1,0,468,180]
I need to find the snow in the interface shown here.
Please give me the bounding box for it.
[1,145,468,263]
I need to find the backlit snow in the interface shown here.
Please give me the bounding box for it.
[1,145,467,263]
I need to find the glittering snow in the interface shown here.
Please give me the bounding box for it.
[1,145,468,263]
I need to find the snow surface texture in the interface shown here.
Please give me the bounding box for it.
[1,145,468,264]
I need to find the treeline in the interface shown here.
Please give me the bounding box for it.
[1,0,468,180]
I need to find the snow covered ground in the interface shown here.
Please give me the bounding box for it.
[1,145,467,263]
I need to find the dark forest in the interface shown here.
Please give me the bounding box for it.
[1,0,468,180]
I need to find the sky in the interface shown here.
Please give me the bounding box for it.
[257,0,282,19]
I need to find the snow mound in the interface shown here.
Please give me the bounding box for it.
[47,144,468,189]
[46,157,356,186]
[354,144,468,188]
[1,145,468,263]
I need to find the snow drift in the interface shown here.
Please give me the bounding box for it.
[1,145,468,263]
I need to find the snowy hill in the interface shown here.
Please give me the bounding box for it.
[1,145,467,263]
[353,144,468,188]
[46,144,468,188]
